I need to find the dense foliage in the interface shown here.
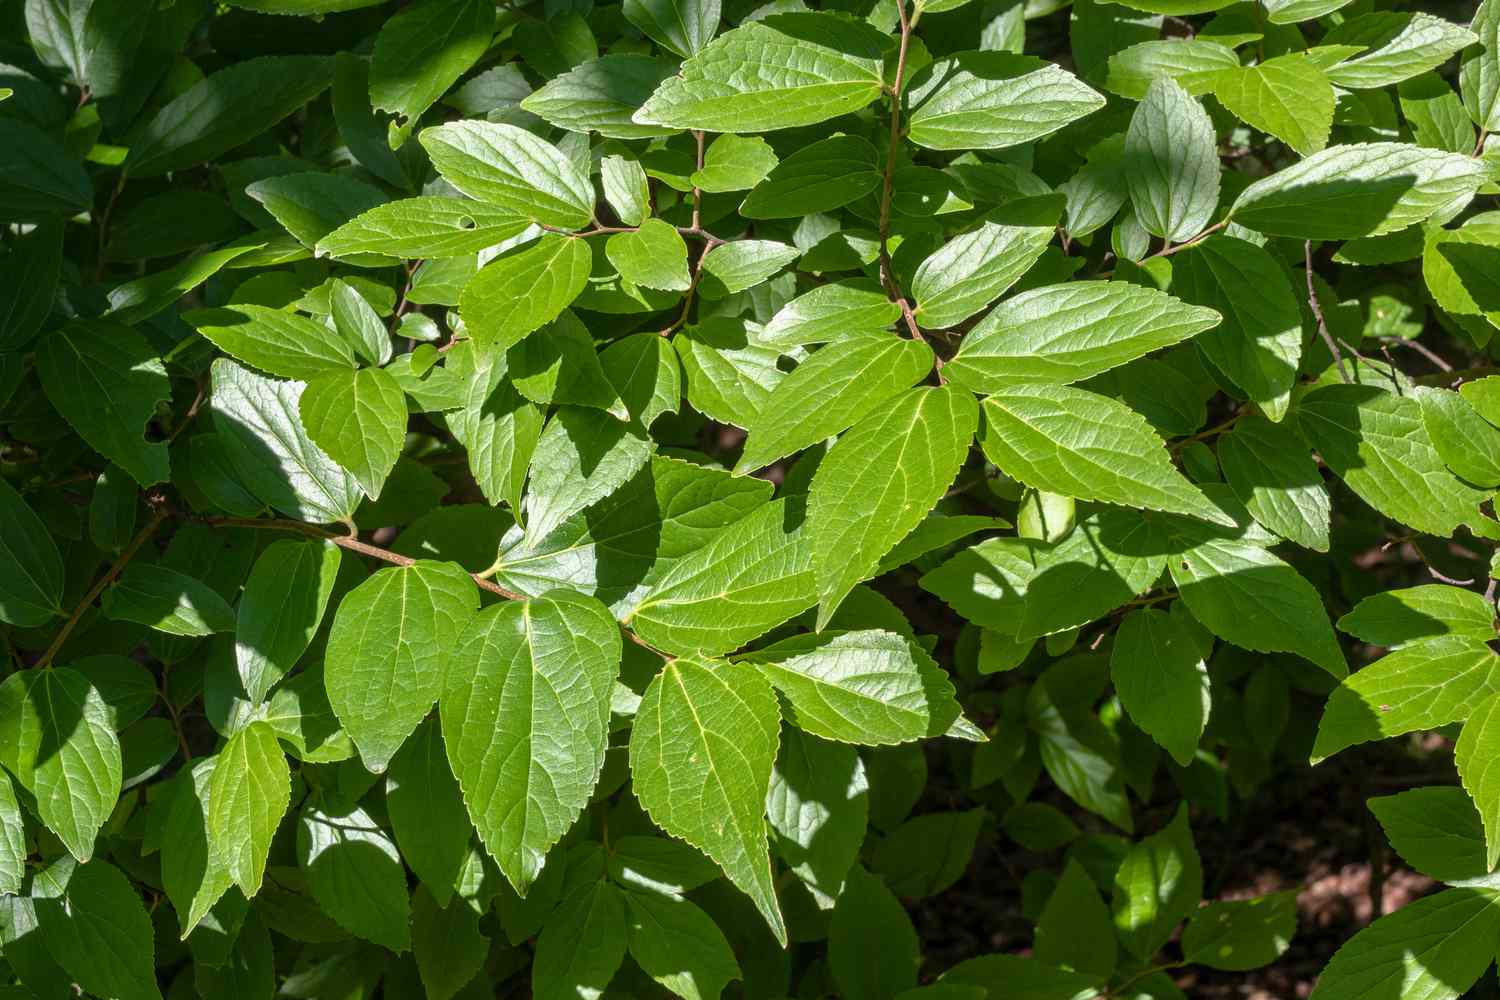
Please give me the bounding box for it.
[3,0,1500,995]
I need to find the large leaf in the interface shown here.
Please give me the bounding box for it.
[0,668,122,863]
[1230,143,1489,239]
[185,305,358,381]
[945,281,1219,389]
[1213,54,1335,156]
[458,234,593,351]
[736,331,932,472]
[324,560,480,773]
[1321,12,1477,91]
[32,858,160,1000]
[318,197,531,260]
[1112,806,1203,959]
[906,53,1105,151]
[1125,77,1220,243]
[1111,609,1209,766]
[809,385,977,626]
[209,359,363,524]
[299,366,409,500]
[522,55,678,140]
[978,384,1231,526]
[634,12,888,132]
[207,721,290,897]
[1312,636,1500,761]
[0,475,65,627]
[1298,384,1491,538]
[1308,888,1500,1000]
[441,591,621,893]
[369,0,493,126]
[387,717,473,906]
[421,121,594,229]
[624,0,719,57]
[525,406,652,545]
[128,56,333,177]
[0,119,91,221]
[298,804,411,951]
[235,539,342,704]
[1218,415,1330,551]
[911,196,1061,329]
[1457,692,1500,872]
[1170,236,1303,422]
[624,889,742,1000]
[629,657,786,943]
[1462,0,1500,132]
[36,320,171,487]
[626,497,816,656]
[766,727,867,906]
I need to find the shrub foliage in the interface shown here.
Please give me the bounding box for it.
[2,0,1500,995]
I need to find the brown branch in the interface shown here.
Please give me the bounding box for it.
[37,506,169,669]
[1375,335,1453,373]
[876,0,913,302]
[1305,240,1350,384]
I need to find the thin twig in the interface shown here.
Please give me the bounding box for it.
[875,0,914,302]
[37,507,169,669]
[1305,240,1350,383]
[1375,335,1453,373]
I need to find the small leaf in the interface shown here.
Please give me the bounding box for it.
[525,406,652,545]
[459,234,593,351]
[299,366,409,500]
[1455,692,1500,871]
[828,866,920,999]
[207,721,290,897]
[911,196,1061,329]
[421,121,594,229]
[1036,859,1114,980]
[533,881,629,1000]
[1112,804,1202,959]
[186,304,357,381]
[106,564,236,637]
[298,803,412,951]
[0,475,65,627]
[606,218,691,291]
[1213,54,1335,155]
[1181,892,1298,971]
[369,0,493,127]
[907,52,1105,151]
[33,858,160,1000]
[317,197,531,259]
[624,890,742,1000]
[1111,609,1209,766]
[387,717,474,906]
[1125,77,1220,243]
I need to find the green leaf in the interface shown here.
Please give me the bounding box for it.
[699,239,800,298]
[810,385,977,625]
[533,881,629,1000]
[744,630,943,745]
[1457,692,1500,872]
[36,320,171,487]
[691,134,779,192]
[634,12,887,132]
[207,720,290,897]
[421,121,594,229]
[629,657,786,943]
[1298,384,1491,538]
[106,243,265,325]
[522,55,678,139]
[674,320,786,428]
[1219,415,1330,551]
[459,234,594,351]
[318,197,531,260]
[185,305,358,381]
[979,384,1231,526]
[1368,786,1497,885]
[739,134,881,219]
[0,772,22,896]
[297,803,411,951]
[767,727,867,906]
[626,497,815,655]
[1417,386,1500,487]
[33,858,160,1000]
[525,406,652,544]
[369,0,493,126]
[446,342,545,515]
[911,196,1061,329]
[1017,509,1165,640]
[106,564,236,637]
[762,279,900,347]
[324,560,480,773]
[209,359,364,525]
[623,0,719,57]
[0,475,65,626]
[601,332,682,428]
[161,761,233,934]
[1111,609,1209,766]
[411,885,488,1000]
[1125,78,1220,244]
[1322,12,1477,91]
[1035,858,1114,981]
[1181,892,1298,971]
[387,717,473,905]
[1308,888,1500,1000]
[624,889,741,1000]
[946,281,1219,389]
[829,866,920,999]
[1171,534,1346,678]
[442,592,621,893]
[0,119,91,222]
[1170,236,1303,422]
[510,311,624,415]
[247,173,389,254]
[0,668,121,863]
[89,464,137,553]
[1230,143,1490,239]
[1461,0,1500,132]
[735,332,932,474]
[299,366,408,500]
[907,52,1103,151]
[1312,636,1500,761]
[602,155,651,226]
[1338,584,1497,647]
[606,219,691,291]
[128,56,333,177]
[1213,54,1334,156]
[0,219,63,351]
[1112,804,1202,959]
[1104,39,1240,100]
